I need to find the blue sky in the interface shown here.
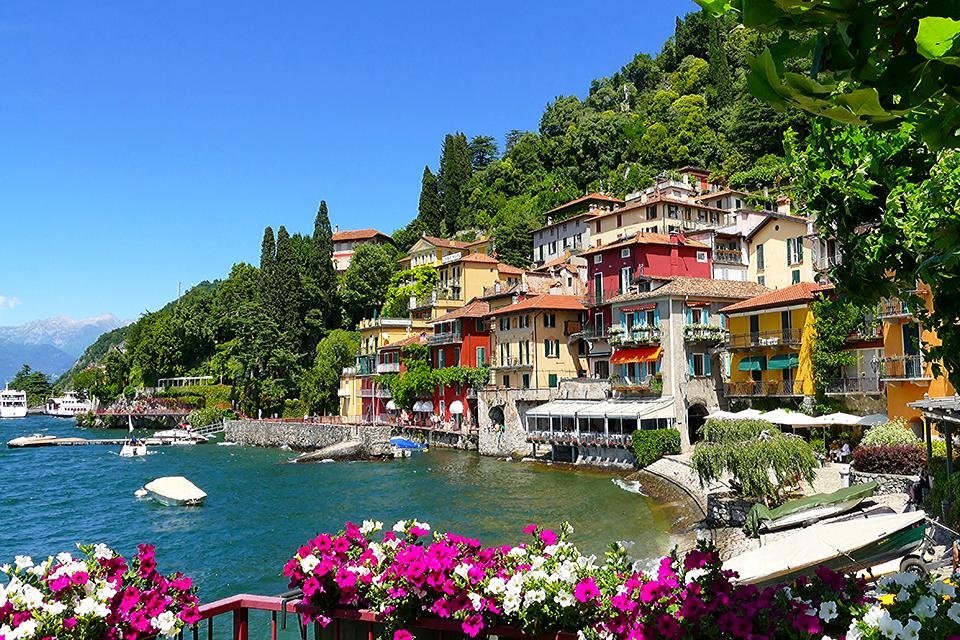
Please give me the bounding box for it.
[0,0,696,326]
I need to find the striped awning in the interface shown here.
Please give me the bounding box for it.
[768,353,799,370]
[737,356,767,371]
[610,346,661,364]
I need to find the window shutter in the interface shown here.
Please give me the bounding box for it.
[544,340,550,357]
[704,355,713,376]
[703,308,710,323]
[688,354,695,375]
[797,237,804,263]
[685,307,692,324]
[655,357,662,373]
[653,307,661,325]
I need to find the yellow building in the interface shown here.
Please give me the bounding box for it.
[409,252,523,322]
[487,294,587,389]
[720,283,827,401]
[746,214,814,289]
[399,235,492,269]
[879,283,955,429]
[337,370,362,420]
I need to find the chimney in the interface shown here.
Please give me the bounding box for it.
[335,224,340,233]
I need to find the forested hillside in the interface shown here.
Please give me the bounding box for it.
[62,9,810,417]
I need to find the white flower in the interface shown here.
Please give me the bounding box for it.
[889,572,919,589]
[43,601,67,616]
[901,619,922,640]
[523,589,547,606]
[18,585,43,610]
[13,556,32,571]
[152,610,180,636]
[13,620,37,640]
[393,520,408,533]
[27,565,46,578]
[468,592,484,611]
[76,596,109,618]
[846,621,864,640]
[486,577,506,595]
[508,546,527,558]
[912,595,937,619]
[863,606,886,629]
[947,602,960,624]
[530,556,546,570]
[453,563,472,580]
[0,564,10,574]
[554,592,575,608]
[412,521,430,531]
[819,601,839,623]
[383,537,400,550]
[877,611,903,640]
[368,542,386,564]
[93,544,114,560]
[932,580,957,599]
[503,592,521,615]
[299,554,320,573]
[56,552,73,565]
[360,520,383,535]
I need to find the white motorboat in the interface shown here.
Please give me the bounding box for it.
[0,387,27,418]
[45,391,91,417]
[6,433,57,447]
[119,439,147,457]
[141,476,207,506]
[155,428,208,444]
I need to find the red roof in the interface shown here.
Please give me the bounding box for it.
[579,231,708,256]
[380,333,427,351]
[496,263,524,276]
[719,282,834,314]
[487,294,585,316]
[428,299,491,323]
[456,252,498,264]
[539,193,624,222]
[331,228,391,242]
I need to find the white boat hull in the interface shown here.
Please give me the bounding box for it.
[0,407,27,418]
[119,443,147,457]
[142,476,207,506]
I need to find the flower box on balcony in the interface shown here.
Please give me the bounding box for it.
[683,324,726,342]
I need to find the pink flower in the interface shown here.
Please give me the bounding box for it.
[334,568,357,591]
[48,575,71,592]
[522,523,537,535]
[574,577,600,602]
[461,614,484,638]
[539,529,557,546]
[63,618,78,630]
[409,526,429,538]
[393,630,413,640]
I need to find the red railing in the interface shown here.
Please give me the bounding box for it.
[194,593,575,640]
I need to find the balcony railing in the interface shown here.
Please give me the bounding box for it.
[358,317,412,329]
[727,327,803,349]
[337,387,351,397]
[714,249,744,265]
[824,377,882,395]
[427,330,462,345]
[847,323,883,342]
[878,298,915,319]
[490,356,533,369]
[376,362,400,374]
[609,325,661,346]
[814,254,843,271]
[359,386,392,398]
[526,431,634,449]
[683,324,726,343]
[725,380,802,397]
[340,366,356,376]
[582,290,609,306]
[579,325,610,340]
[878,355,931,381]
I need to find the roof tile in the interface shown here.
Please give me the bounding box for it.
[719,282,834,314]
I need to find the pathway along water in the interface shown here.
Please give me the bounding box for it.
[0,415,673,600]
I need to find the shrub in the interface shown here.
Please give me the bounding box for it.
[851,445,925,475]
[927,457,960,525]
[860,418,918,447]
[186,406,231,428]
[700,418,775,443]
[632,428,681,467]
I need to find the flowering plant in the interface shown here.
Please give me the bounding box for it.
[285,520,873,640]
[0,543,200,640]
[848,572,960,640]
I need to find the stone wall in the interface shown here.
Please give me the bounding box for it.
[393,426,478,451]
[476,388,553,457]
[839,395,888,416]
[706,492,753,527]
[225,420,391,457]
[850,469,917,495]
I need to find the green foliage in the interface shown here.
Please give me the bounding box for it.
[382,266,439,318]
[340,243,399,327]
[160,384,233,410]
[692,418,818,502]
[300,329,360,415]
[632,428,681,467]
[860,419,920,447]
[417,166,443,235]
[432,366,490,389]
[439,132,474,232]
[10,365,52,406]
[185,406,230,428]
[809,295,871,403]
[468,135,499,172]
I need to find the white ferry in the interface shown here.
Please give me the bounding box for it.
[0,387,27,419]
[44,391,91,417]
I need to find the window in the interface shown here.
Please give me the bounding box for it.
[549,241,557,254]
[792,269,801,284]
[756,243,765,271]
[476,347,487,366]
[523,340,531,364]
[544,339,561,357]
[668,205,679,219]
[697,210,706,222]
[688,353,712,377]
[646,206,657,220]
[562,237,568,249]
[476,318,486,332]
[696,251,708,263]
[620,247,631,258]
[689,308,703,324]
[620,266,632,293]
[595,221,601,234]
[437,350,445,368]
[548,374,558,388]
[521,373,531,389]
[593,254,603,264]
[538,246,544,261]
[758,275,765,286]
[543,313,557,328]
[735,199,742,209]
[787,237,804,265]
[616,214,622,227]
[502,374,510,387]
[454,346,461,365]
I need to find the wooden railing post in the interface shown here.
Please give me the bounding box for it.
[233,607,249,640]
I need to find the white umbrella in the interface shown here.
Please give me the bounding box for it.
[732,408,764,419]
[818,412,862,425]
[759,408,824,427]
[857,414,888,426]
[707,410,739,420]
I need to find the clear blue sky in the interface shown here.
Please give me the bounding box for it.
[0,0,696,325]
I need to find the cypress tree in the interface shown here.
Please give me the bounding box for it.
[438,133,473,234]
[311,200,339,329]
[274,225,303,348]
[417,166,443,234]
[259,226,277,310]
[706,19,733,108]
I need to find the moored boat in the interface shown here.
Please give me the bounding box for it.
[155,428,209,444]
[44,391,91,417]
[6,433,57,447]
[724,510,928,585]
[0,386,27,419]
[142,476,207,506]
[744,481,879,536]
[390,436,426,457]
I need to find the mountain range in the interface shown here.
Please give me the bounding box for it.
[0,314,128,383]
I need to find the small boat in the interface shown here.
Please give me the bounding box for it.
[6,433,57,447]
[119,439,147,457]
[0,387,27,419]
[155,429,208,444]
[724,510,927,586]
[390,436,426,458]
[744,481,879,536]
[141,476,207,506]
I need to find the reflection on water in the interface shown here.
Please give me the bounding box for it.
[0,416,671,600]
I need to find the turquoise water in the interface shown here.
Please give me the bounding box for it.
[0,416,671,601]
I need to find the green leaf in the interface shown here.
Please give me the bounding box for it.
[916,16,960,64]
[691,0,734,16]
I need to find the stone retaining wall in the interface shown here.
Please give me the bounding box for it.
[393,426,478,451]
[706,492,753,527]
[225,420,391,457]
[476,389,554,457]
[850,469,917,495]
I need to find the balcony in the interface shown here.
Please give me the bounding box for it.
[490,356,532,369]
[582,290,609,306]
[610,374,662,398]
[337,386,351,397]
[878,355,932,381]
[427,330,462,346]
[609,325,661,346]
[727,327,803,349]
[878,298,915,320]
[341,366,357,376]
[358,317,412,329]
[714,249,744,265]
[725,380,802,397]
[359,386,392,398]
[824,377,882,395]
[683,324,726,343]
[814,253,843,271]
[355,358,375,376]
[376,362,400,374]
[579,325,610,340]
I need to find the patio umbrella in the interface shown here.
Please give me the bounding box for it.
[818,412,862,425]
[759,408,825,427]
[707,410,739,420]
[857,414,888,426]
[733,408,764,419]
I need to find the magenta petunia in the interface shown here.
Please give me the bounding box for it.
[573,577,600,603]
[539,529,558,546]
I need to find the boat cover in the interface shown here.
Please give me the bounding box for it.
[144,476,207,503]
[390,437,426,450]
[744,481,879,537]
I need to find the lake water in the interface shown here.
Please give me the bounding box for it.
[0,415,672,601]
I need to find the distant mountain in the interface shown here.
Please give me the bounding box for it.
[0,314,128,383]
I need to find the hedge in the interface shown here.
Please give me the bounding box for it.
[632,428,681,468]
[859,418,918,447]
[851,445,925,475]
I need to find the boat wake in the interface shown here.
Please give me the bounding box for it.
[217,441,238,446]
[612,478,646,495]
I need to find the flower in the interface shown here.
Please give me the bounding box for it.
[933,580,957,599]
[393,629,413,640]
[573,577,600,603]
[13,556,32,571]
[300,554,320,573]
[901,619,922,640]
[819,600,839,622]
[360,520,383,535]
[947,602,960,624]
[912,595,937,619]
[539,529,558,546]
[877,610,903,640]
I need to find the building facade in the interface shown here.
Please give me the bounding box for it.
[331,228,393,272]
[427,299,491,426]
[532,193,623,266]
[746,214,814,289]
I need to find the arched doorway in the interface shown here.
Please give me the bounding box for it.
[488,405,505,429]
[688,404,709,444]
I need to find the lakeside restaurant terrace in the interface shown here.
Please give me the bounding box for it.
[523,397,675,446]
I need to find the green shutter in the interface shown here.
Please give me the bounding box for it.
[686,307,693,324]
[548,374,558,388]
[704,355,712,376]
[797,237,804,263]
[653,306,660,325]
[688,354,695,375]
[703,308,710,323]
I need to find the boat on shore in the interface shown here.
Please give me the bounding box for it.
[725,510,928,585]
[6,433,57,447]
[155,428,209,444]
[390,436,426,458]
[141,476,207,506]
[744,481,879,536]
[0,387,27,419]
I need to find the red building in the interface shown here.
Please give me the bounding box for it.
[362,333,426,424]
[578,232,712,377]
[426,299,491,427]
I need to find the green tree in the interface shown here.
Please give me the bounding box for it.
[382,266,439,318]
[259,226,277,310]
[468,135,499,172]
[438,132,473,233]
[300,329,360,415]
[705,18,734,107]
[309,200,339,332]
[416,167,443,235]
[10,365,52,406]
[274,225,304,351]
[492,196,540,268]
[340,242,399,327]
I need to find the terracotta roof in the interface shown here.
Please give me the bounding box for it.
[479,283,522,300]
[532,254,577,271]
[454,252,498,264]
[579,231,709,256]
[602,194,729,218]
[607,277,770,305]
[331,228,391,242]
[487,294,585,316]
[428,299,491,324]
[380,333,427,350]
[719,282,834,314]
[540,193,624,220]
[693,188,750,202]
[496,263,524,276]
[745,213,811,240]
[420,235,470,250]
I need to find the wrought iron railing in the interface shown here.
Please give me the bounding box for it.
[725,380,802,397]
[489,356,533,369]
[608,325,661,346]
[726,327,803,349]
[824,377,882,395]
[683,324,726,342]
[878,298,914,319]
[713,249,743,265]
[814,254,843,271]
[578,325,610,340]
[878,355,931,380]
[427,330,462,345]
[376,362,400,374]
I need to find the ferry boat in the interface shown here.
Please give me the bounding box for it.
[44,391,91,417]
[0,387,27,419]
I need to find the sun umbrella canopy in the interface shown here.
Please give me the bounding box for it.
[857,414,888,426]
[818,412,862,425]
[385,400,397,411]
[610,346,661,364]
[449,400,464,414]
[737,356,767,371]
[732,409,764,419]
[760,408,824,427]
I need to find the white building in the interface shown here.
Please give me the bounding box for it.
[532,194,623,266]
